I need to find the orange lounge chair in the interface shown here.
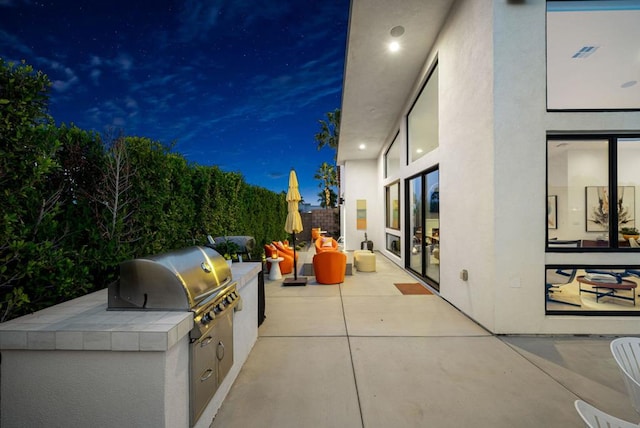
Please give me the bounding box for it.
[264,244,293,275]
[311,228,323,241]
[315,237,338,253]
[313,251,347,284]
[273,241,298,262]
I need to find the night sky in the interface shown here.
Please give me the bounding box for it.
[0,0,348,203]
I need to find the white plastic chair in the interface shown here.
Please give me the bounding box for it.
[611,337,640,415]
[574,400,639,428]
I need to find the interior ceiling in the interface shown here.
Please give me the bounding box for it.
[338,0,455,163]
[547,7,640,109]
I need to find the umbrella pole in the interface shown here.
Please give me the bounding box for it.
[292,232,298,280]
[283,232,307,286]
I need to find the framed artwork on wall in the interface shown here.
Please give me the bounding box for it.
[547,195,557,229]
[356,199,367,230]
[585,186,635,232]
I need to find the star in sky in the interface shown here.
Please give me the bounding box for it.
[0,0,348,203]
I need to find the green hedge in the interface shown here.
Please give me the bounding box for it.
[0,59,288,322]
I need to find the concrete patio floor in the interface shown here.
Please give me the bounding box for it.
[210,248,639,427]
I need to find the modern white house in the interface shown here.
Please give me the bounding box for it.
[338,0,640,334]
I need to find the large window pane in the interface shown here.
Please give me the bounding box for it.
[547,1,640,110]
[386,181,400,230]
[425,169,440,284]
[408,65,438,163]
[408,176,423,274]
[545,266,640,315]
[617,138,640,245]
[406,168,439,287]
[547,138,609,246]
[385,133,400,178]
[386,233,401,257]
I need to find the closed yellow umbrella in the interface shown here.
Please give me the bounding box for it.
[283,169,306,286]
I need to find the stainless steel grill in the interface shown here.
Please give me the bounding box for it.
[107,245,241,426]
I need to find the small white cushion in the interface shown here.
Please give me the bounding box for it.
[322,239,333,247]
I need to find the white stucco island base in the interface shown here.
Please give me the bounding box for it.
[0,262,260,428]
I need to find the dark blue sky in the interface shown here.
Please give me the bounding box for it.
[0,0,348,203]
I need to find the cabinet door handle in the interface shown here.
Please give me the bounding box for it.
[216,341,225,360]
[200,368,214,382]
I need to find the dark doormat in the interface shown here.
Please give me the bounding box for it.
[394,283,433,295]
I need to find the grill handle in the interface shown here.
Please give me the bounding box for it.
[194,276,232,303]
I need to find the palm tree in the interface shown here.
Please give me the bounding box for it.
[314,109,340,159]
[314,162,338,208]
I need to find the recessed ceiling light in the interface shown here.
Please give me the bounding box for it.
[389,41,400,52]
[416,148,423,154]
[390,26,405,37]
[621,80,637,88]
[358,144,366,150]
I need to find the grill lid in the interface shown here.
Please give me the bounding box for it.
[108,246,231,311]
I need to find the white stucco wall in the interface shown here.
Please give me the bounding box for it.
[342,0,640,334]
[0,263,261,428]
[435,0,497,331]
[342,159,382,252]
[492,0,640,334]
[1,344,188,427]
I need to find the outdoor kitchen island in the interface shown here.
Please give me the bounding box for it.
[0,261,261,428]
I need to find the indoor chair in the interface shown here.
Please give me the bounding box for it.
[610,337,640,415]
[312,251,347,284]
[546,267,580,307]
[315,237,338,253]
[546,240,581,307]
[574,400,638,428]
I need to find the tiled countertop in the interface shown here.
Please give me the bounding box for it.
[0,262,262,352]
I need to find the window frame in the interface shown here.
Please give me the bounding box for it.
[385,180,401,230]
[407,61,439,164]
[384,131,400,179]
[546,133,640,252]
[545,263,640,316]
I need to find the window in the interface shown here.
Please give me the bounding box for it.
[547,135,640,249]
[385,132,400,178]
[546,0,640,110]
[545,265,640,315]
[386,233,400,257]
[385,181,400,230]
[408,63,438,163]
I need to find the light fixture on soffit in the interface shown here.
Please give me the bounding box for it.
[388,25,404,52]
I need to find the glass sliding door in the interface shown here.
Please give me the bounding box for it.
[408,176,423,274]
[425,169,440,284]
[406,168,440,289]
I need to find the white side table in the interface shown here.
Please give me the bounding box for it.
[267,257,284,280]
